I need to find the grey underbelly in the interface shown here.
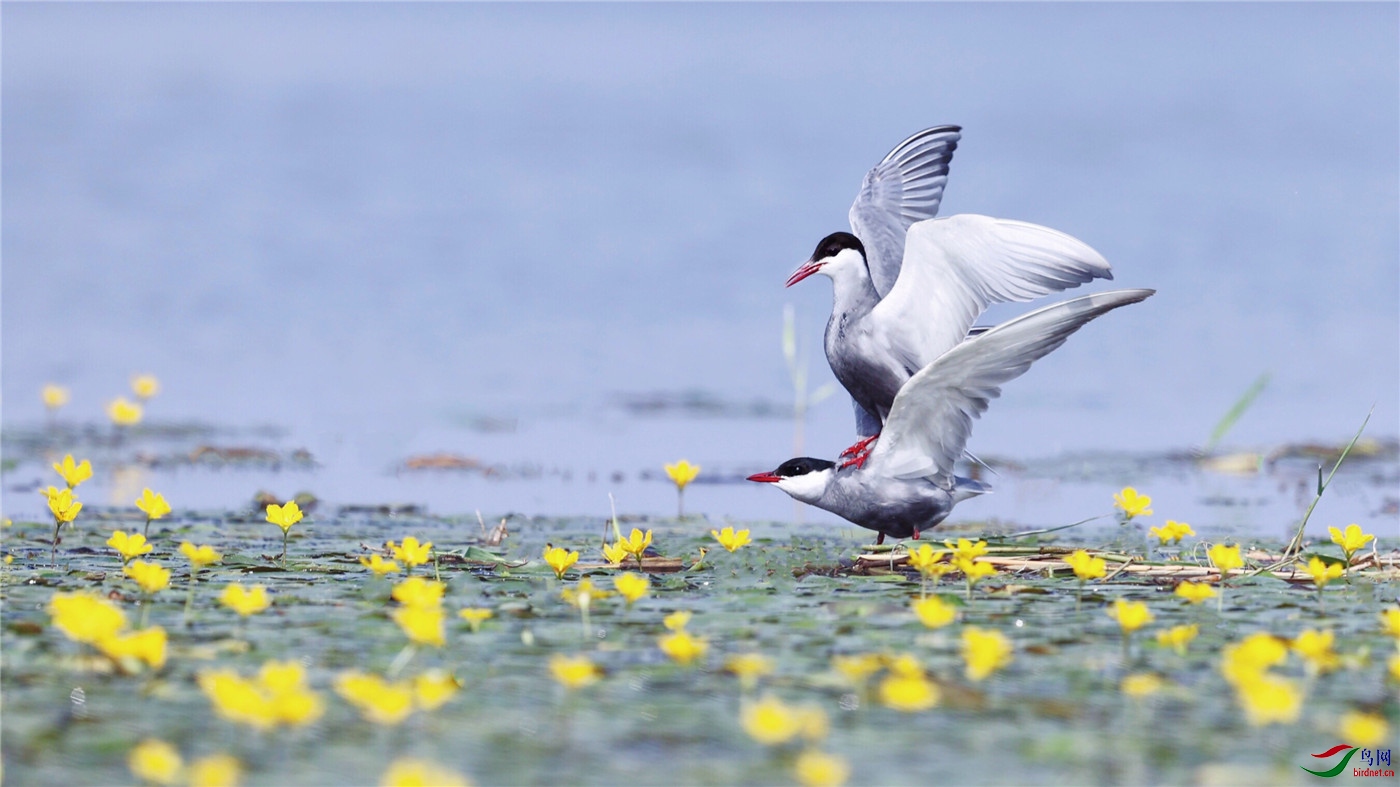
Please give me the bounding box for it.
[828,351,906,422]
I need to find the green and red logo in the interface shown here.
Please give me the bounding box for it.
[1303,744,1395,778]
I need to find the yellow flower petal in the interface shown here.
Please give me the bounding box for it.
[549,654,600,689]
[128,739,182,786]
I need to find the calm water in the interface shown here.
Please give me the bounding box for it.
[3,4,1397,531]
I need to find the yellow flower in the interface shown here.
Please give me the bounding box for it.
[198,662,323,730]
[1174,581,1217,604]
[335,671,416,725]
[601,540,630,566]
[258,660,308,695]
[794,749,849,787]
[878,671,941,712]
[1113,486,1152,518]
[956,557,997,585]
[549,653,600,689]
[724,653,774,689]
[1303,556,1344,588]
[961,627,1013,681]
[392,605,445,647]
[1390,653,1400,683]
[132,374,160,400]
[135,488,172,521]
[126,559,171,594]
[388,537,433,568]
[663,610,692,631]
[620,528,654,560]
[1208,543,1244,575]
[129,739,183,786]
[560,577,613,607]
[613,572,650,605]
[1121,673,1164,698]
[1381,607,1400,639]
[910,596,957,629]
[665,459,701,489]
[179,542,222,569]
[542,545,579,579]
[944,538,989,563]
[188,754,242,787]
[831,654,883,686]
[884,653,925,678]
[47,487,84,523]
[392,576,445,608]
[265,501,304,533]
[42,383,70,410]
[199,670,270,729]
[458,607,493,633]
[48,592,126,644]
[1221,632,1288,686]
[413,669,460,711]
[1328,523,1375,563]
[354,553,399,577]
[741,694,804,744]
[1154,624,1199,656]
[1064,549,1106,581]
[1290,629,1340,673]
[379,758,470,787]
[219,584,270,617]
[107,530,152,562]
[108,397,144,426]
[99,626,168,670]
[1107,599,1154,634]
[53,454,93,488]
[659,630,708,665]
[1340,711,1390,748]
[265,500,304,565]
[1149,520,1194,545]
[902,543,941,574]
[1234,672,1302,726]
[711,526,752,553]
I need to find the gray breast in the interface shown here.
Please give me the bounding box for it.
[825,313,907,422]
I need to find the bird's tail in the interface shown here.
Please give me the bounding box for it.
[952,476,992,503]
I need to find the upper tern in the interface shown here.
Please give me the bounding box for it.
[785,126,1114,465]
[747,288,1154,543]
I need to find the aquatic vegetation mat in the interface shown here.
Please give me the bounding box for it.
[2,503,1397,786]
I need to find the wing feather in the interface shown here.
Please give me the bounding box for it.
[848,126,962,297]
[871,214,1114,374]
[866,289,1155,483]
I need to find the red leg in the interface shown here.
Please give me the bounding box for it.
[876,532,885,546]
[839,449,871,470]
[912,528,920,540]
[839,432,880,458]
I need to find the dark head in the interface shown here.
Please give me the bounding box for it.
[785,232,867,287]
[746,457,837,483]
[747,457,838,504]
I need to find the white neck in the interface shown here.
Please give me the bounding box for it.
[821,248,878,315]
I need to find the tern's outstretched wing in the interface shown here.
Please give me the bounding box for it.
[865,289,1155,482]
[849,126,962,298]
[871,214,1114,376]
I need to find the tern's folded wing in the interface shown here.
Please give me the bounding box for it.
[866,289,1154,482]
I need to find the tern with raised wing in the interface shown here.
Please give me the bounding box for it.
[785,126,1114,467]
[748,289,1154,543]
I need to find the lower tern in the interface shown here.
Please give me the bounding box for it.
[747,288,1154,544]
[787,127,1113,467]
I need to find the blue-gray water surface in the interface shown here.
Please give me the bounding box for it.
[3,4,1397,535]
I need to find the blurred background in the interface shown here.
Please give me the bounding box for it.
[4,3,1396,532]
